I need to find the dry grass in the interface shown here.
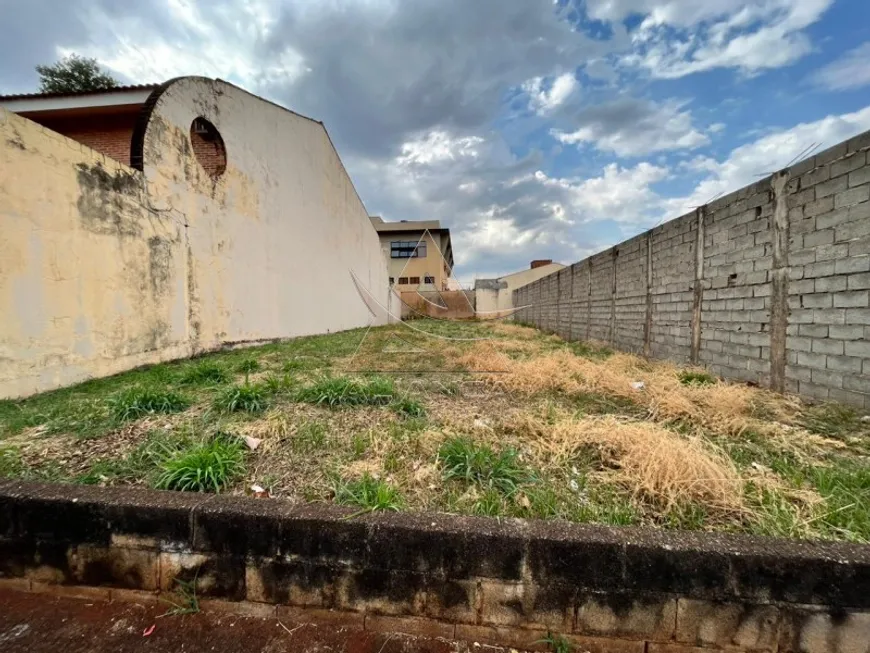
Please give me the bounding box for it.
[455,341,798,438]
[503,410,743,512]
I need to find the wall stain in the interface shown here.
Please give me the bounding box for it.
[75,163,145,237]
[147,236,173,297]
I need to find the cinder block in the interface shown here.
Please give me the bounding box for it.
[814,309,846,325]
[828,325,864,340]
[800,166,830,188]
[826,355,864,373]
[835,185,870,209]
[849,166,870,188]
[676,599,780,652]
[835,257,870,275]
[804,197,835,217]
[835,208,870,243]
[844,374,870,393]
[780,607,870,653]
[811,368,844,387]
[815,176,848,199]
[812,339,845,355]
[834,290,869,308]
[846,307,870,323]
[801,293,833,308]
[576,593,676,642]
[831,151,866,178]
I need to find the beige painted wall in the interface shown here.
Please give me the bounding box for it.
[475,263,566,315]
[380,232,449,290]
[0,77,389,398]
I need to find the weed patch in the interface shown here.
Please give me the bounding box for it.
[154,433,246,493]
[678,370,716,386]
[236,358,261,374]
[108,387,189,422]
[181,362,230,386]
[438,437,534,496]
[214,383,269,413]
[391,396,426,418]
[297,376,395,407]
[334,473,404,512]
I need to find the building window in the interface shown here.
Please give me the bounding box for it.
[190,117,227,178]
[390,241,427,258]
[398,277,409,285]
[424,275,435,284]
[409,276,420,285]
[389,277,395,285]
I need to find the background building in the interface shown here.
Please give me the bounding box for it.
[474,260,566,317]
[370,217,454,291]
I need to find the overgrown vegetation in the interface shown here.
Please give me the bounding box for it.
[678,370,716,386]
[154,434,246,493]
[109,387,189,422]
[439,437,533,496]
[214,383,269,413]
[334,473,404,512]
[1,319,868,542]
[296,376,396,407]
[181,361,230,386]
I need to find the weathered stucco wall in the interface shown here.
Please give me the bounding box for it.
[0,77,390,398]
[515,130,870,409]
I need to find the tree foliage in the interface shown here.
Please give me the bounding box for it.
[35,54,119,93]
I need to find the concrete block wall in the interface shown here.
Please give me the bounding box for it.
[515,130,870,409]
[3,481,870,653]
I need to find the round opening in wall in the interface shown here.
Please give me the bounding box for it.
[190,117,227,178]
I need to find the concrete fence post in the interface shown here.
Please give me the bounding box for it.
[643,233,653,357]
[609,248,617,345]
[586,264,592,341]
[769,171,791,392]
[690,206,706,364]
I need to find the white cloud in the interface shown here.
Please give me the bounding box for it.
[665,105,870,216]
[810,42,870,91]
[590,0,834,78]
[397,131,485,166]
[522,72,578,115]
[552,98,709,156]
[67,1,307,89]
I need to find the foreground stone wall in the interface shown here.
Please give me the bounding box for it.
[1,481,868,653]
[515,131,870,408]
[0,77,390,398]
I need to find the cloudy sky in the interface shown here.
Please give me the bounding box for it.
[2,0,870,281]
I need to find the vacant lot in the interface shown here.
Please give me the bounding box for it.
[1,320,868,542]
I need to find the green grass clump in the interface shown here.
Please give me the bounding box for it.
[292,422,327,452]
[391,396,426,418]
[296,376,396,407]
[569,341,612,360]
[0,447,23,478]
[108,387,189,422]
[438,437,533,496]
[236,358,261,374]
[678,370,716,386]
[811,461,870,542]
[214,383,269,413]
[536,631,574,653]
[799,403,864,439]
[181,361,230,386]
[334,473,404,512]
[154,434,246,493]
